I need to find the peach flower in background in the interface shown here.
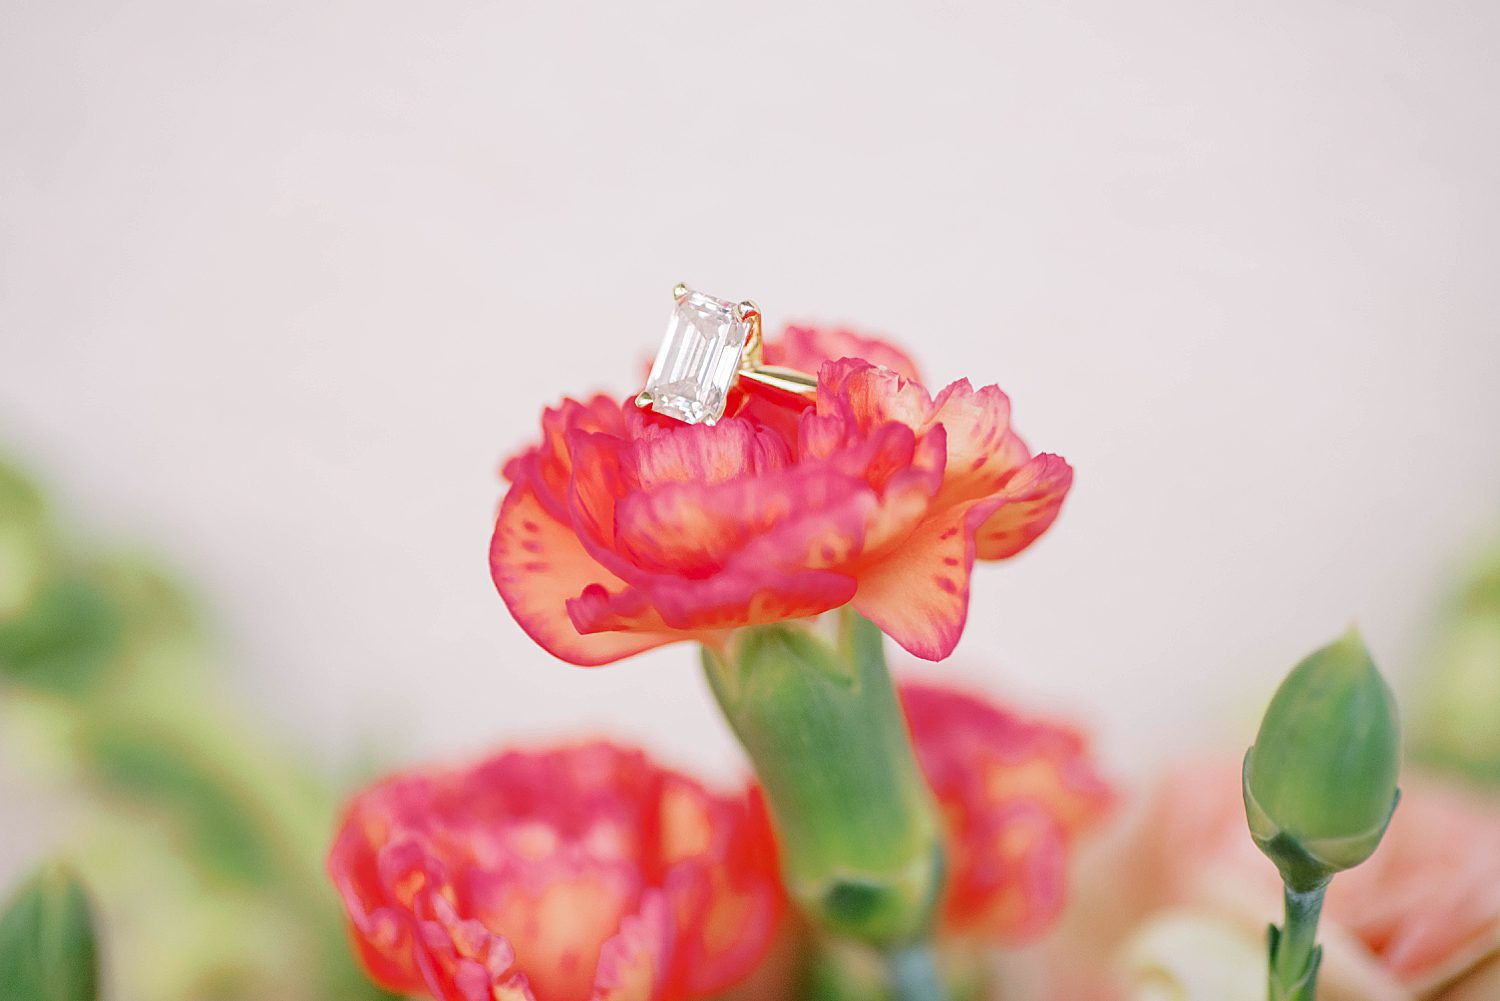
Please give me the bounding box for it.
[1045,760,1500,1001]
[900,680,1115,942]
[490,326,1071,665]
[326,743,783,1001]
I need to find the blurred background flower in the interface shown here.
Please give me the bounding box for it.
[327,742,783,1001]
[899,680,1113,944]
[1041,760,1500,1001]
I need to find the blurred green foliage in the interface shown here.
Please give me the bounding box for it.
[0,577,121,695]
[0,863,99,1001]
[1412,534,1500,785]
[0,454,393,1001]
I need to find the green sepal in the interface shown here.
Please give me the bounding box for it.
[703,612,944,947]
[1244,753,1401,893]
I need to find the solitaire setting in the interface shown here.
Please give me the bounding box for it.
[636,284,818,426]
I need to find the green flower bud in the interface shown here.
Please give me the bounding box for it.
[1243,628,1401,891]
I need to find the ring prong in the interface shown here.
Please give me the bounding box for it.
[634,390,655,409]
[735,299,760,321]
[673,283,689,300]
[739,366,819,398]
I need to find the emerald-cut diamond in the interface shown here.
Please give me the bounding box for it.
[641,289,751,425]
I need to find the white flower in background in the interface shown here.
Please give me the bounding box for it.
[1118,908,1263,1001]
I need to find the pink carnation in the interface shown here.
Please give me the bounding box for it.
[491,326,1071,665]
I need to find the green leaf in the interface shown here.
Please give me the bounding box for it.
[0,862,100,1001]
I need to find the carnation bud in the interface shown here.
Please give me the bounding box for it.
[1242,628,1401,891]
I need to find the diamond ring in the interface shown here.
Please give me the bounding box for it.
[635,284,818,426]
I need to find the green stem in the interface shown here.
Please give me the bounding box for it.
[701,610,945,948]
[1269,883,1326,1001]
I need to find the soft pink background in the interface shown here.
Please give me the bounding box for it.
[4,1,1499,884]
